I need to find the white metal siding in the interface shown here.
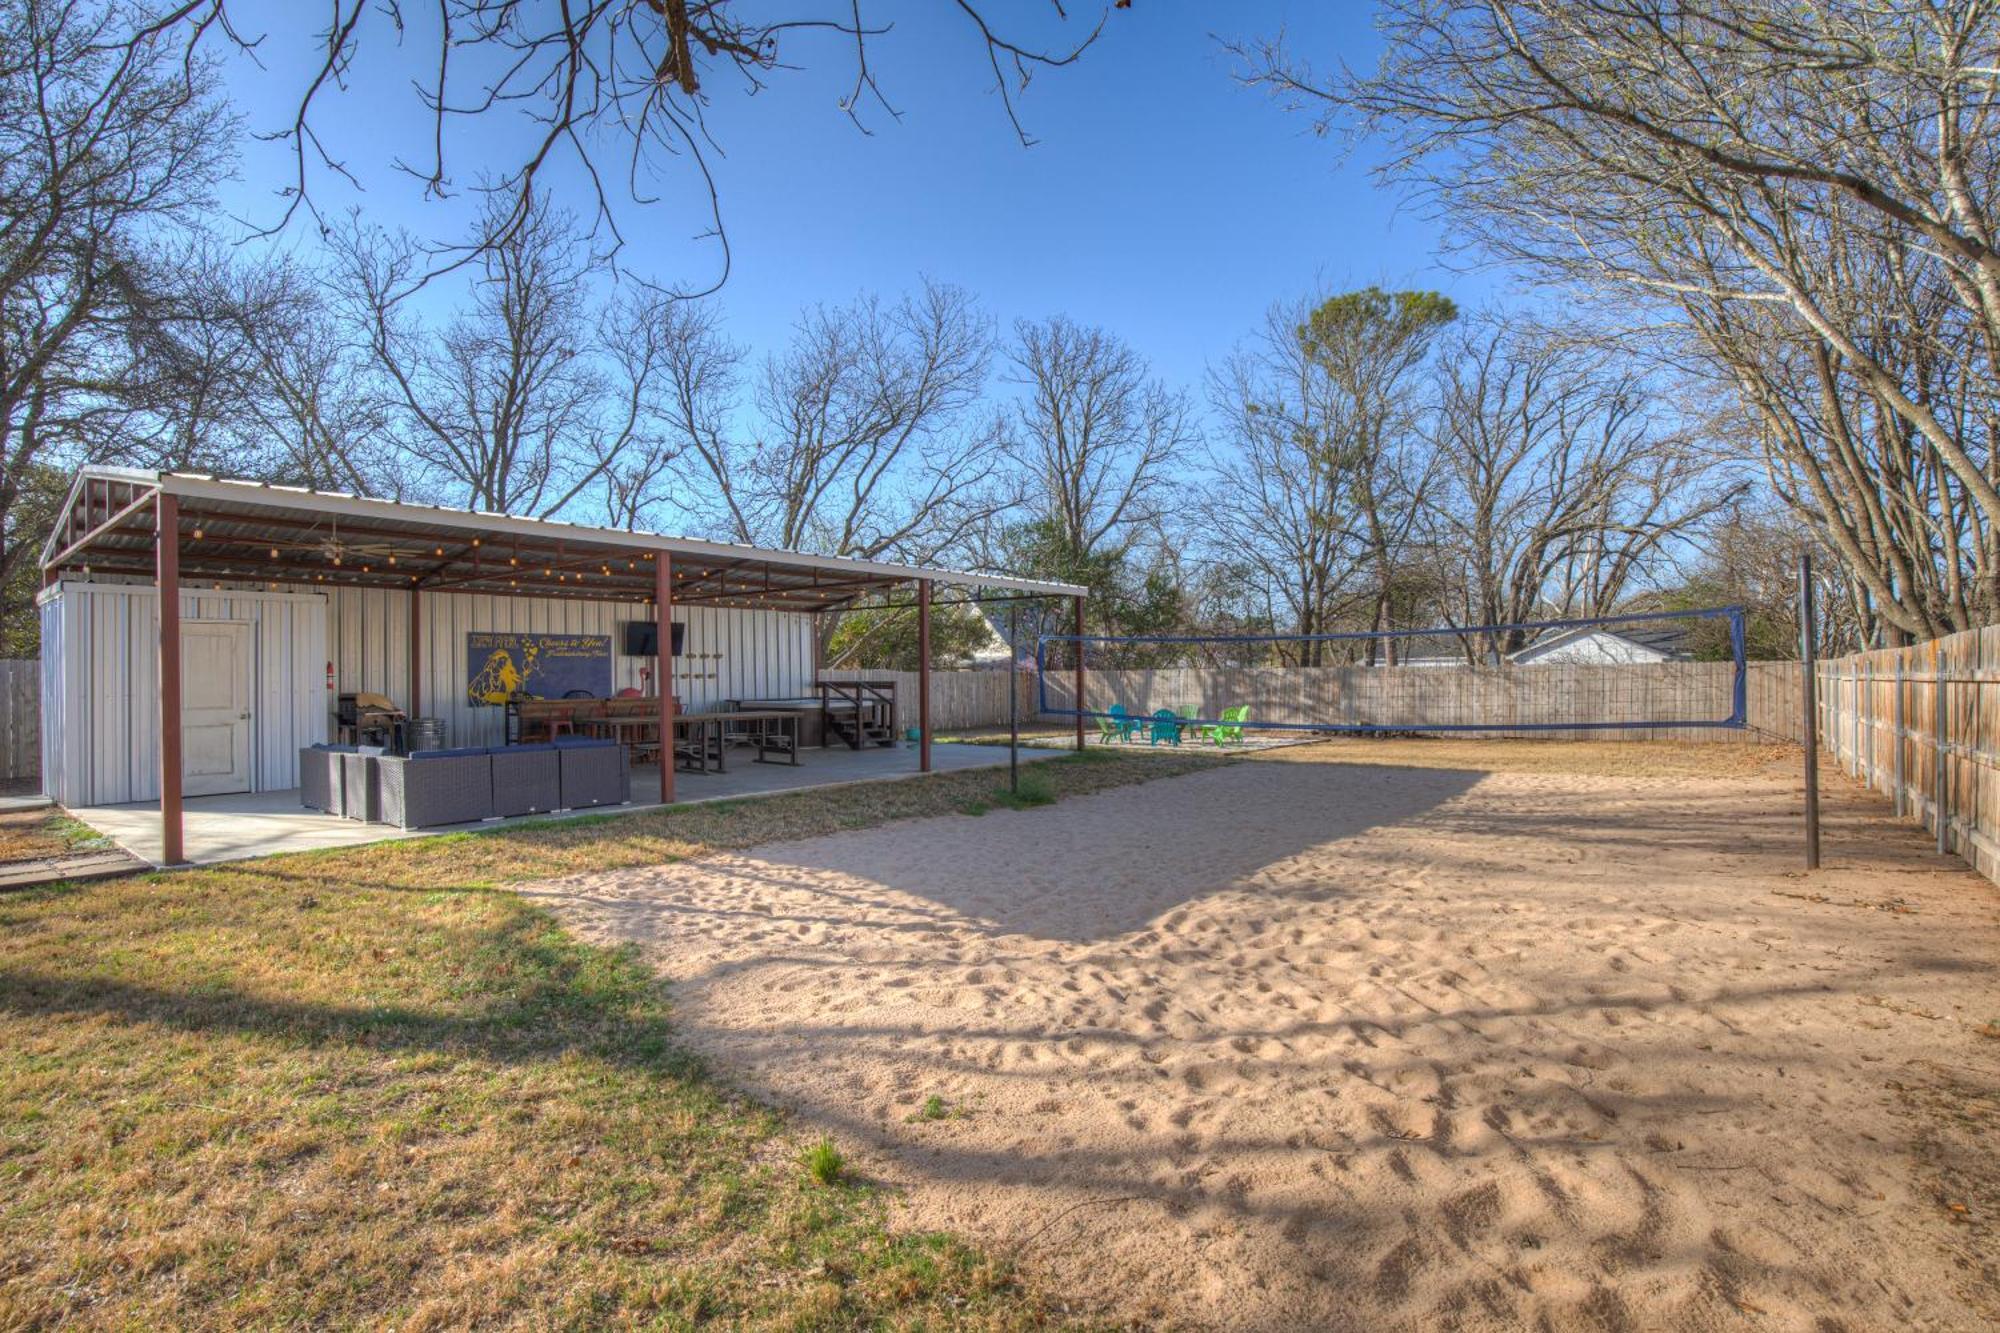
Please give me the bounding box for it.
[39,579,815,804]
[38,597,65,802]
[325,588,817,750]
[37,583,329,807]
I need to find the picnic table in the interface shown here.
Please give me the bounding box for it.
[575,708,801,774]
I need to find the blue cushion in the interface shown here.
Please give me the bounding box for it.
[410,746,489,760]
[551,735,615,749]
[505,742,558,755]
[312,743,359,754]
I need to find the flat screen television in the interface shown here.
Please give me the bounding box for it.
[621,620,684,657]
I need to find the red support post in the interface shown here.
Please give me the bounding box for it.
[918,578,932,773]
[157,492,184,865]
[408,587,422,718]
[1073,595,1087,752]
[657,552,675,805]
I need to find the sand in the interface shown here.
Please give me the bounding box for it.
[530,744,2000,1331]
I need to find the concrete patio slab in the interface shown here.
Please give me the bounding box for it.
[69,741,1064,867]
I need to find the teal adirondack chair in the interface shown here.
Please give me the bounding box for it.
[1208,705,1249,745]
[1099,703,1139,744]
[1148,708,1183,746]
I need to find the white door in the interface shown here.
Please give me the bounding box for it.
[181,621,253,797]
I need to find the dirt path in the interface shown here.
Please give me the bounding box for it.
[530,744,2000,1331]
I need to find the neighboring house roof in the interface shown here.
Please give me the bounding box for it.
[1507,625,1689,665]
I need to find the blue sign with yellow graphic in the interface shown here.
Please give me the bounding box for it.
[466,632,613,705]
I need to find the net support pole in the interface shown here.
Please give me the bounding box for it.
[1008,605,1020,794]
[1073,595,1086,752]
[1799,551,1820,871]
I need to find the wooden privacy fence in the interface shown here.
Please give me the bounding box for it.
[818,668,1037,734]
[0,660,38,782]
[1818,625,2000,882]
[827,662,1806,741]
[1035,661,1806,744]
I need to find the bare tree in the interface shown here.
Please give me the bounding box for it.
[1207,300,1375,665]
[1011,316,1192,562]
[135,1,1110,286]
[224,257,398,495]
[0,0,230,636]
[1427,317,1737,657]
[335,195,672,517]
[1237,1,2000,643]
[654,280,1013,563]
[1680,221,1996,642]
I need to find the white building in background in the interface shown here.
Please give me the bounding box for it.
[1380,624,1692,668]
[1506,625,1688,666]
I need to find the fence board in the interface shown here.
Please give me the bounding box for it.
[1818,626,2000,883]
[0,660,39,782]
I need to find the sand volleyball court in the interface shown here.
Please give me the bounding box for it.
[532,742,2000,1330]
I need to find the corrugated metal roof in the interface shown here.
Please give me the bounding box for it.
[41,467,1088,606]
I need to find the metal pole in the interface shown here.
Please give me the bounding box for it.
[1008,604,1020,793]
[408,587,422,720]
[1799,551,1820,870]
[157,491,184,867]
[917,578,932,774]
[1073,595,1086,752]
[656,552,675,806]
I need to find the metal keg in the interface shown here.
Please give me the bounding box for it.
[405,717,447,753]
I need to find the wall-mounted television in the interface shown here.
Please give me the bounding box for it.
[620,620,685,657]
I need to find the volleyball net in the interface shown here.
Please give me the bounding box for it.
[1035,606,1748,736]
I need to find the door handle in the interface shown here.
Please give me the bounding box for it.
[239,712,251,720]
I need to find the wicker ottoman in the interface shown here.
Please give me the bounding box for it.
[554,737,629,809]
[490,744,562,816]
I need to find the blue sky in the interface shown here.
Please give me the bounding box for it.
[214,1,1500,400]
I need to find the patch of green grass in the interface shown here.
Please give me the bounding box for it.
[908,1094,954,1124]
[46,814,115,851]
[801,1136,846,1186]
[992,771,1058,810]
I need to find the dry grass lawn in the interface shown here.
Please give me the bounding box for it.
[0,746,1223,1329]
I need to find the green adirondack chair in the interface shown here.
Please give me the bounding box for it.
[1148,708,1183,746]
[1178,708,1206,742]
[1208,705,1249,745]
